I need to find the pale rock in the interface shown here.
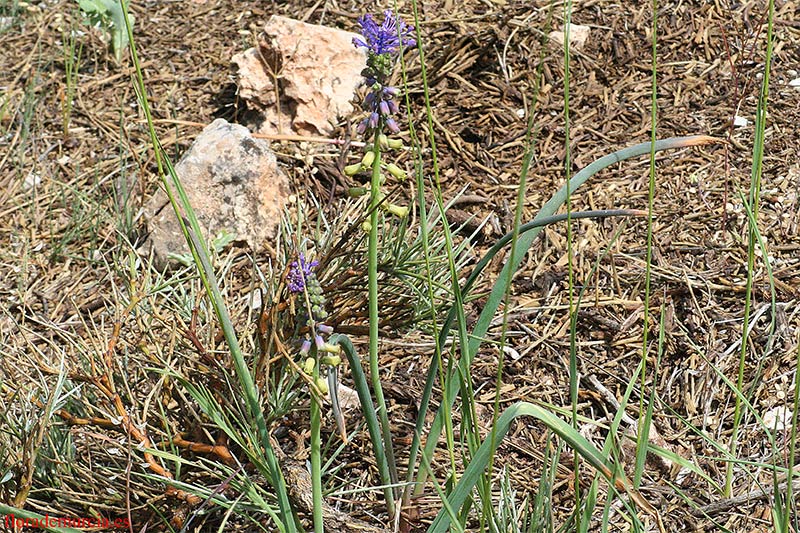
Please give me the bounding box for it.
[549,24,591,51]
[620,422,679,475]
[232,15,367,136]
[763,405,793,432]
[330,383,361,411]
[23,172,41,191]
[142,119,289,268]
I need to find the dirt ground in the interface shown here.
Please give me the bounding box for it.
[1,0,799,531]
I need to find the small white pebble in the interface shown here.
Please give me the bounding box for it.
[733,115,749,127]
[763,405,792,431]
[23,172,41,191]
[502,345,521,361]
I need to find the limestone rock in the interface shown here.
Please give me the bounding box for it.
[549,24,591,51]
[232,15,367,136]
[142,119,289,268]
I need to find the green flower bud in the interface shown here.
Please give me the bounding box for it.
[386,138,404,150]
[320,342,342,354]
[361,149,375,168]
[386,163,407,180]
[315,377,329,394]
[303,357,316,374]
[322,354,341,366]
[387,203,409,218]
[362,220,372,232]
[348,186,368,197]
[344,163,362,176]
[378,134,389,149]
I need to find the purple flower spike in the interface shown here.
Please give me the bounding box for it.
[318,324,334,335]
[379,100,391,116]
[315,334,325,350]
[368,112,380,129]
[353,10,416,57]
[287,254,319,293]
[385,117,400,133]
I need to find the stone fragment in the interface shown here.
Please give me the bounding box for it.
[232,15,367,136]
[549,24,591,51]
[142,119,289,268]
[331,383,360,411]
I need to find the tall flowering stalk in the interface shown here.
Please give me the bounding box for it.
[344,10,416,517]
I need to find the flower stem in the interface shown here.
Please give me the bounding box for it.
[368,132,398,513]
[310,357,324,533]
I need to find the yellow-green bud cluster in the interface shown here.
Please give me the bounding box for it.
[344,140,409,220]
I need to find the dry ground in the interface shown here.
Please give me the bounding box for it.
[1,0,799,531]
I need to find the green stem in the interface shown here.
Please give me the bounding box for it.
[368,135,399,507]
[635,0,659,490]
[726,0,774,497]
[561,2,581,523]
[311,359,323,533]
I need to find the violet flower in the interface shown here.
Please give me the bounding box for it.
[352,10,415,57]
[287,254,319,293]
[353,10,416,137]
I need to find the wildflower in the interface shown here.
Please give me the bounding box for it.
[386,137,404,150]
[361,150,375,168]
[319,342,342,354]
[315,377,329,394]
[344,162,363,176]
[287,254,319,293]
[353,10,415,138]
[300,339,312,356]
[315,334,325,350]
[321,354,341,366]
[352,10,416,57]
[385,117,400,134]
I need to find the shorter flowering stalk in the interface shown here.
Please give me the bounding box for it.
[287,253,340,533]
[287,255,341,403]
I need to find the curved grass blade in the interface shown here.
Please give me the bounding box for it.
[412,135,721,489]
[426,402,656,533]
[329,333,396,514]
